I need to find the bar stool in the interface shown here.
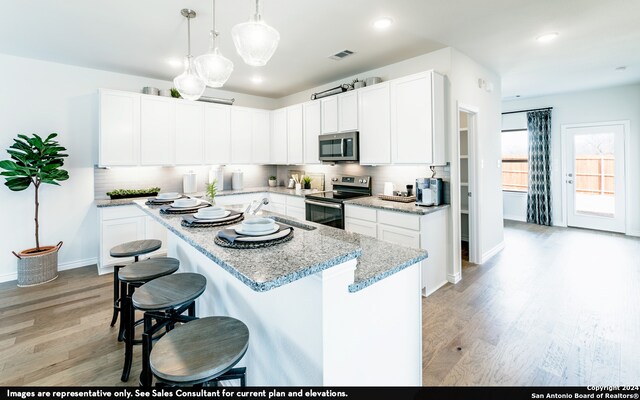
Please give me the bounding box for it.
[109,239,162,340]
[149,316,249,387]
[130,273,207,385]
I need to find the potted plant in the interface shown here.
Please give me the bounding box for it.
[0,133,69,287]
[106,187,160,199]
[268,175,277,187]
[302,176,312,189]
[206,179,218,204]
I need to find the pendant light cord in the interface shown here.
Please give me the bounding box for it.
[254,0,261,21]
[187,14,192,57]
[212,0,216,33]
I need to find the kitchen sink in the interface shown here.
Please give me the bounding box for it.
[267,216,317,231]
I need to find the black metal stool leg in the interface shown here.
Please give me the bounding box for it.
[110,265,123,327]
[120,289,133,382]
[117,280,128,342]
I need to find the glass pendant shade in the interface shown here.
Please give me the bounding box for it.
[195,31,234,88]
[174,55,206,101]
[232,1,280,67]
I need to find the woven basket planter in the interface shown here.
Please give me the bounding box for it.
[14,241,62,287]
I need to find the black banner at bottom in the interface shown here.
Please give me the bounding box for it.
[2,386,639,400]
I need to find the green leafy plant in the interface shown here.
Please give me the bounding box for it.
[0,133,69,251]
[302,176,312,184]
[170,88,181,99]
[269,175,277,181]
[106,187,160,198]
[206,179,217,200]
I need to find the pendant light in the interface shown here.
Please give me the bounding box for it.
[195,0,234,88]
[231,0,280,67]
[173,9,206,101]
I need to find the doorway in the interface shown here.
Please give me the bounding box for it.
[562,121,629,233]
[457,107,479,266]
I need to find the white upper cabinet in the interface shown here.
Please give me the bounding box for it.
[287,104,304,165]
[204,104,231,165]
[303,101,321,164]
[140,96,175,165]
[358,82,391,165]
[99,89,140,167]
[390,70,445,165]
[338,91,358,132]
[251,109,271,164]
[271,108,288,164]
[231,108,252,164]
[175,102,204,165]
[320,96,338,134]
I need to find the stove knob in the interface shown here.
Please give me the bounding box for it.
[358,179,363,183]
[332,178,338,182]
[362,179,367,184]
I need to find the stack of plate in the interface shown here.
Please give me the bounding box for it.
[234,218,279,236]
[193,206,231,220]
[172,198,200,208]
[147,192,183,205]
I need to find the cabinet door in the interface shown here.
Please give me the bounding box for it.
[338,91,358,132]
[140,97,175,165]
[100,216,145,268]
[230,108,252,164]
[285,205,305,221]
[345,218,377,238]
[320,97,338,134]
[431,72,446,165]
[270,108,288,164]
[175,102,204,165]
[287,104,304,165]
[99,90,140,167]
[251,110,271,164]
[391,72,434,164]
[358,83,391,164]
[303,101,321,164]
[204,104,231,164]
[377,224,421,248]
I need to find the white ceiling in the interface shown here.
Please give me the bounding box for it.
[1,0,639,99]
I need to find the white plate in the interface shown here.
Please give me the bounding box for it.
[233,224,280,236]
[194,210,231,220]
[157,192,180,200]
[172,199,200,208]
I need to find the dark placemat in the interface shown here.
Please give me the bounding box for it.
[145,195,188,205]
[181,213,244,228]
[160,202,211,214]
[214,227,294,249]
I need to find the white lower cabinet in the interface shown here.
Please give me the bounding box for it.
[344,204,449,297]
[217,192,306,220]
[98,205,166,274]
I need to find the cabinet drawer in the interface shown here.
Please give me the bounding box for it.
[377,210,420,231]
[344,205,377,222]
[377,224,420,248]
[100,205,146,220]
[270,193,287,205]
[285,205,305,221]
[269,203,286,215]
[286,196,305,209]
[345,218,377,238]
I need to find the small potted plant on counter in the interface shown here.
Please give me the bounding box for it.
[106,187,160,199]
[0,133,69,287]
[302,175,312,190]
[206,179,217,205]
[268,175,277,187]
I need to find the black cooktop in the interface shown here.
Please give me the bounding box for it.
[306,190,371,203]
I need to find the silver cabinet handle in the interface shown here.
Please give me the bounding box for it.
[567,180,573,184]
[305,199,343,209]
[568,173,573,177]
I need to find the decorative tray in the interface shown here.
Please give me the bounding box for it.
[378,194,416,203]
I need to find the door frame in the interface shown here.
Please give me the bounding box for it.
[560,120,630,233]
[451,103,480,283]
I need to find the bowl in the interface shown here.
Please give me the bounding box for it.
[241,217,275,232]
[197,206,226,217]
[159,89,172,97]
[142,87,159,95]
[157,192,179,199]
[364,77,382,86]
[172,198,199,208]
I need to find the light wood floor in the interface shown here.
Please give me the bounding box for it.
[1,220,639,386]
[423,220,640,385]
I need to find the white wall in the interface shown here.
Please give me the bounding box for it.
[502,83,640,235]
[0,53,278,282]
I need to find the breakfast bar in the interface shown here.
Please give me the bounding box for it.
[134,199,428,386]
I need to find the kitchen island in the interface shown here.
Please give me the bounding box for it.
[134,200,428,386]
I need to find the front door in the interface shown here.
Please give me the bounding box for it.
[563,122,627,233]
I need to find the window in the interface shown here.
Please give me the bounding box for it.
[501,129,528,192]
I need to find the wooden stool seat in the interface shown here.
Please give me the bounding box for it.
[110,239,161,258]
[118,257,180,283]
[133,273,207,311]
[150,316,249,385]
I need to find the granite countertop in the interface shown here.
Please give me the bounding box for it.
[95,186,318,208]
[133,200,428,294]
[345,196,450,215]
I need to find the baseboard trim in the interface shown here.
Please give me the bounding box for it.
[480,241,505,264]
[627,229,640,237]
[0,257,98,284]
[503,215,526,222]
[422,279,448,297]
[447,272,461,284]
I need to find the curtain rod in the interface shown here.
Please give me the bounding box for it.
[502,107,553,115]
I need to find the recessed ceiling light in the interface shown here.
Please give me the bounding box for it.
[251,76,263,84]
[166,58,183,68]
[536,32,559,43]
[373,17,393,30]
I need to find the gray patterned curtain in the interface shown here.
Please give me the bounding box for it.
[526,110,552,225]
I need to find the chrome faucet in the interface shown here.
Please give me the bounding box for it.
[245,197,269,215]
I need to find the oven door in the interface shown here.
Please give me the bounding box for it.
[305,199,344,229]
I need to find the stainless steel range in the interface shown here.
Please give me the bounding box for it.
[304,175,372,229]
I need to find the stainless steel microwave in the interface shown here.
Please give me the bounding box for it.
[318,131,359,162]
